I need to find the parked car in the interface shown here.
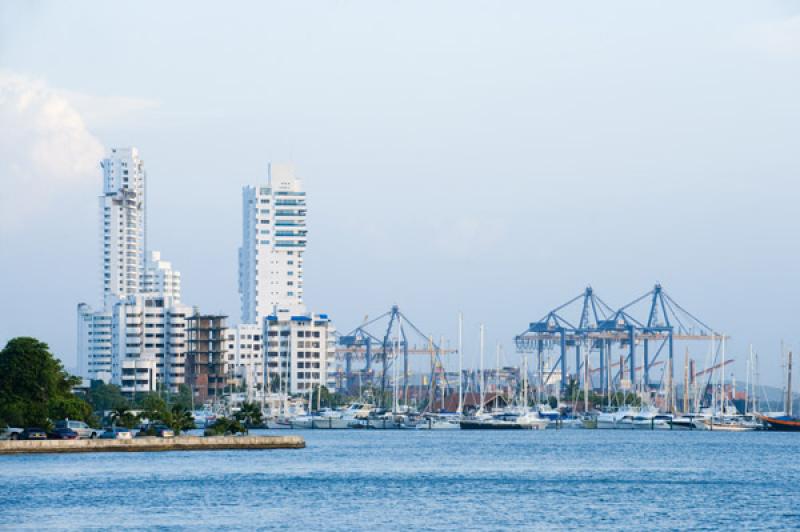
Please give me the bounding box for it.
[0,427,24,440]
[136,424,175,438]
[20,428,48,440]
[99,427,133,440]
[47,427,80,440]
[54,420,101,439]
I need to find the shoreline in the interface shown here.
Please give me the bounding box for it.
[0,435,305,455]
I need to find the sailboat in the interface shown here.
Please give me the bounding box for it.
[758,349,799,431]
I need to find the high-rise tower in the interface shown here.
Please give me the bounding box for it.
[239,163,307,323]
[100,147,146,308]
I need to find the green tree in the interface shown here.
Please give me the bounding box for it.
[166,404,195,434]
[86,381,129,413]
[138,393,168,421]
[235,401,263,428]
[172,384,193,411]
[0,337,91,428]
[204,417,246,436]
[110,406,138,429]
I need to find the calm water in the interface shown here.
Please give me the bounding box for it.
[2,429,800,530]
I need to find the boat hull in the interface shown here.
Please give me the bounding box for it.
[757,415,800,431]
[459,421,530,430]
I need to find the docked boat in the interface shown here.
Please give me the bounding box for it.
[757,414,800,431]
[415,414,461,430]
[596,407,637,429]
[631,406,672,430]
[703,416,760,431]
[667,415,706,430]
[460,411,537,430]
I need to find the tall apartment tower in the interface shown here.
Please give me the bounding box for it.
[238,163,307,324]
[101,147,146,308]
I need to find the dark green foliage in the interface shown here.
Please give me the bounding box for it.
[86,381,129,412]
[166,405,195,433]
[110,406,138,429]
[234,401,263,427]
[138,393,168,420]
[204,417,246,436]
[172,384,193,412]
[0,337,93,428]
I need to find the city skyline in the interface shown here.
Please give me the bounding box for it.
[2,2,800,387]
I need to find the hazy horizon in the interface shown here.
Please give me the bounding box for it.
[2,1,799,387]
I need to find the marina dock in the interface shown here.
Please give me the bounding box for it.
[0,435,305,455]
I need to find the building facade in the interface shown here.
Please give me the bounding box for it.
[100,147,147,309]
[110,294,190,395]
[78,147,190,388]
[76,304,112,382]
[225,323,264,396]
[186,313,229,403]
[143,250,181,301]
[238,163,307,324]
[263,310,337,395]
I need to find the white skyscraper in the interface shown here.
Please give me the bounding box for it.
[239,163,307,323]
[78,147,186,387]
[100,147,146,308]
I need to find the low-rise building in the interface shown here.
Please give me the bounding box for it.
[225,323,264,397]
[110,294,191,395]
[263,310,337,395]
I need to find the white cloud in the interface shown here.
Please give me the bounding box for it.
[0,72,105,234]
[747,15,800,55]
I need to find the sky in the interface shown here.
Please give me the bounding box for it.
[1,1,799,386]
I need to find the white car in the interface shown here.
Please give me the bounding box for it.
[0,427,24,440]
[54,420,102,439]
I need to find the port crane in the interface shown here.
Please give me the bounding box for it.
[515,284,726,397]
[337,305,452,409]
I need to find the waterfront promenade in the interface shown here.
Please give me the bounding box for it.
[0,435,305,454]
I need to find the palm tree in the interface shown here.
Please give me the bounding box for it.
[111,407,135,429]
[235,401,264,429]
[169,405,195,434]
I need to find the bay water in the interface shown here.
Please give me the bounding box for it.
[1,429,799,530]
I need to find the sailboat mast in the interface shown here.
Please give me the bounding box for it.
[522,353,528,410]
[720,334,726,415]
[479,324,485,414]
[683,348,689,414]
[787,350,793,417]
[495,342,500,410]
[457,312,463,415]
[583,341,589,414]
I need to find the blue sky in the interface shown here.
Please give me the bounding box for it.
[1,1,799,385]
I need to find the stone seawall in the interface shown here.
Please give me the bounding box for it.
[0,435,305,454]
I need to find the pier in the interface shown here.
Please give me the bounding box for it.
[0,435,305,455]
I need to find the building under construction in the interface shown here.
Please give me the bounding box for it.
[186,312,228,403]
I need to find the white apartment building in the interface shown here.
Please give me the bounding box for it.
[225,323,264,395]
[110,293,191,395]
[101,147,146,309]
[76,304,112,382]
[263,310,337,394]
[143,250,181,301]
[239,163,307,324]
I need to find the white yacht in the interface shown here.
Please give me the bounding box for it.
[597,406,637,429]
[631,406,672,430]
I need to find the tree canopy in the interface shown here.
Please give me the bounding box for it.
[0,337,93,428]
